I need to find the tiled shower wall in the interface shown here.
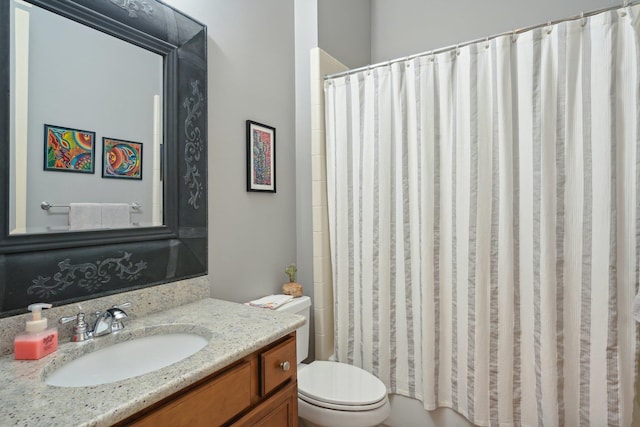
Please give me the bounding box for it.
[309,48,346,361]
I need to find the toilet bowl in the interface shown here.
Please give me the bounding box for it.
[297,361,390,427]
[269,296,391,427]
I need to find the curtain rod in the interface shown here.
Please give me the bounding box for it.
[324,0,638,80]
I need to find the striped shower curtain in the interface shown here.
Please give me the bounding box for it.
[324,5,639,427]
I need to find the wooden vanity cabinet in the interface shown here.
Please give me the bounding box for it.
[118,333,297,427]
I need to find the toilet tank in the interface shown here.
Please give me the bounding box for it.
[275,296,311,362]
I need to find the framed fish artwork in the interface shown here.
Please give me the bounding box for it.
[102,137,143,180]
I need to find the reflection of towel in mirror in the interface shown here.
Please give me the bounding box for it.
[69,203,102,230]
[634,291,640,322]
[101,203,130,229]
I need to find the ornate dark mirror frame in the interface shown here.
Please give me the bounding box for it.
[0,0,207,317]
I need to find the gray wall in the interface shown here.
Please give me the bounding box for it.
[371,0,619,63]
[318,0,371,69]
[163,0,297,304]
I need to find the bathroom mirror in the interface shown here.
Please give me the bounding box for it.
[0,0,208,317]
[9,0,164,234]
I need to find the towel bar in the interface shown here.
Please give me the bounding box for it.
[40,201,141,211]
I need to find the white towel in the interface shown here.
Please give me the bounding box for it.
[101,203,130,229]
[69,203,102,230]
[247,294,293,310]
[633,291,640,322]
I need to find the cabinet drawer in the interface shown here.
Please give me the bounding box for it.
[260,336,296,396]
[129,361,252,427]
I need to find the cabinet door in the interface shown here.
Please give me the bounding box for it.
[231,381,298,427]
[129,361,252,427]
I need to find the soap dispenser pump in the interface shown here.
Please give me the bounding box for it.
[14,303,58,360]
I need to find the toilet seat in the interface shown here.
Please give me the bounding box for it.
[298,361,388,412]
[299,392,388,411]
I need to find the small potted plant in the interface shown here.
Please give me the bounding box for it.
[282,263,303,297]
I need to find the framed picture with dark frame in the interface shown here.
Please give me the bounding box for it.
[102,137,143,180]
[44,124,95,173]
[246,120,276,193]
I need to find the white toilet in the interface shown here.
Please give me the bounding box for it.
[274,296,391,427]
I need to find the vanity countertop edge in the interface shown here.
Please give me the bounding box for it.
[0,298,305,427]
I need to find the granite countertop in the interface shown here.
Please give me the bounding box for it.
[0,298,305,427]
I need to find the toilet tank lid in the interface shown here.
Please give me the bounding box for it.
[275,295,311,313]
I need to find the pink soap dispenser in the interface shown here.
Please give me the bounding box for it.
[14,303,58,360]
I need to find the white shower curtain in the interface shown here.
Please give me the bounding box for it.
[325,5,639,427]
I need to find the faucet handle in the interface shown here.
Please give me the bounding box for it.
[106,307,128,320]
[114,302,132,309]
[108,302,131,319]
[94,302,130,322]
[112,302,131,314]
[58,313,81,325]
[107,302,131,331]
[58,313,92,342]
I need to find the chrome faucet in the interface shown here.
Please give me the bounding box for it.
[59,302,131,341]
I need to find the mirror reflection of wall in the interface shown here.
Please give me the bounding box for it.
[9,0,163,235]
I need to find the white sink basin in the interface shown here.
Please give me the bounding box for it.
[45,333,209,387]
